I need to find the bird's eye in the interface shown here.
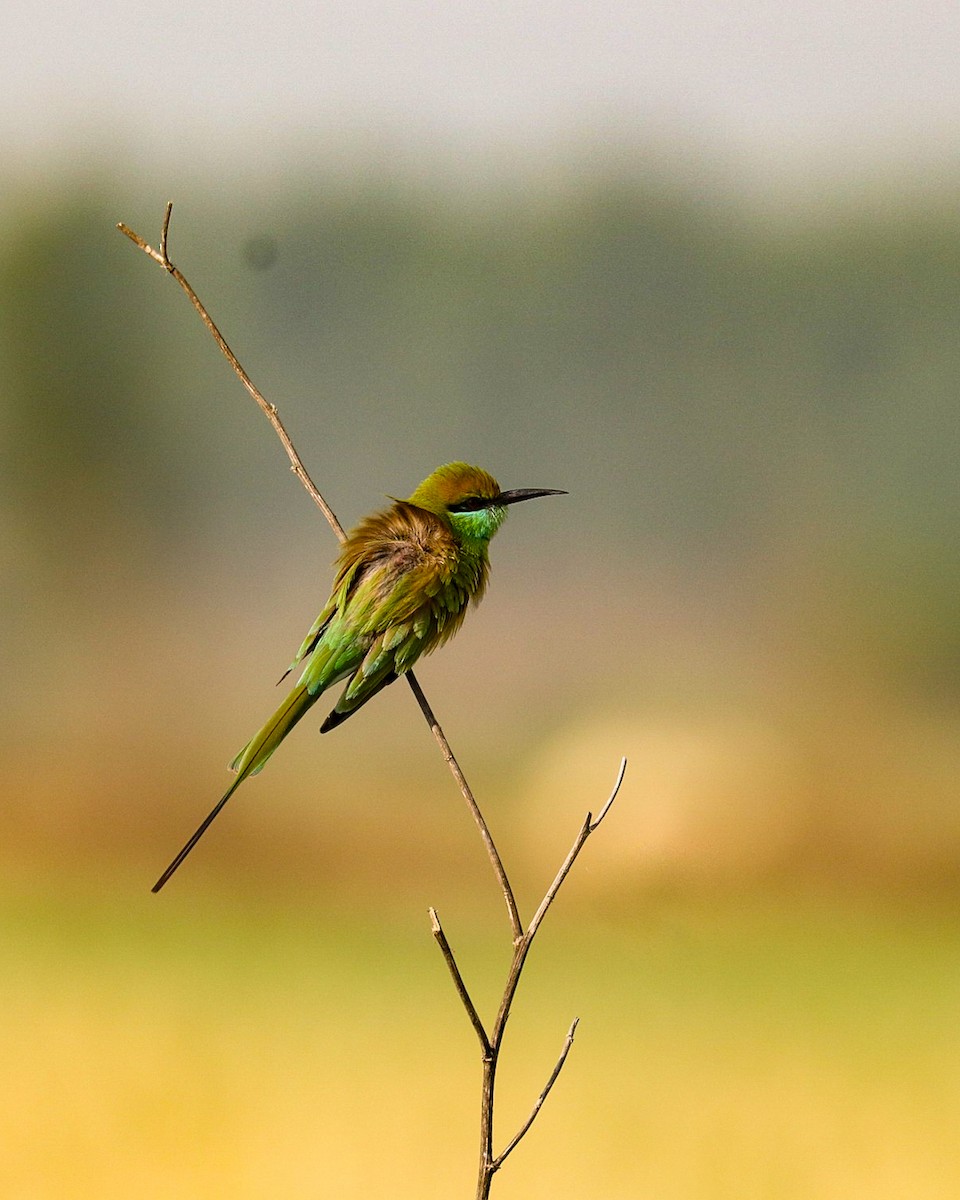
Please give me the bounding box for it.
[448,496,489,513]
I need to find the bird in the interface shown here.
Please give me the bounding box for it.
[152,461,565,891]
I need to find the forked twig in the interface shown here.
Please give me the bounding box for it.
[426,758,627,1199]
[118,205,627,1198]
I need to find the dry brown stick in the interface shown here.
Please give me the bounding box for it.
[438,757,627,1200]
[488,756,627,1049]
[117,204,521,936]
[492,1017,579,1171]
[410,674,522,940]
[429,907,491,1055]
[119,204,345,539]
[523,754,627,944]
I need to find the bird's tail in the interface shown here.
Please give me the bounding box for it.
[151,683,316,893]
[228,682,315,779]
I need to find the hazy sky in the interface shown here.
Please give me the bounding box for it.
[5,0,960,183]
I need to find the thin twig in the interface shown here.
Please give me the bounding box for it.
[526,755,627,942]
[430,908,491,1055]
[489,756,628,1047]
[118,206,345,540]
[492,1018,580,1170]
[408,673,522,942]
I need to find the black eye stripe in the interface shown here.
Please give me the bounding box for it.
[447,496,490,513]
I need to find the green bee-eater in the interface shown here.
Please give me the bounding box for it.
[152,462,565,891]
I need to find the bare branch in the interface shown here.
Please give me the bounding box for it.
[117,206,345,541]
[493,1018,580,1171]
[527,756,627,942]
[409,673,523,942]
[158,199,172,263]
[459,762,626,1197]
[429,908,490,1055]
[117,216,165,266]
[591,755,627,830]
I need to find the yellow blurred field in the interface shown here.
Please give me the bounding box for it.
[4,884,960,1199]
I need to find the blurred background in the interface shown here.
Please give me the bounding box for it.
[3,1,960,1196]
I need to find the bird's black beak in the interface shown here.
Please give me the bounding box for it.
[495,487,567,506]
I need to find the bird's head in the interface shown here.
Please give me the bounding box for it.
[406,462,566,544]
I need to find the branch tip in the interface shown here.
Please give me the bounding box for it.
[493,1015,582,1169]
[591,755,627,830]
[430,906,490,1054]
[159,201,173,262]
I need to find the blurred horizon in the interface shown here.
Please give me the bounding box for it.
[5,0,960,189]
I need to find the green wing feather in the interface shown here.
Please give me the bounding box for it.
[311,502,487,728]
[232,500,488,762]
